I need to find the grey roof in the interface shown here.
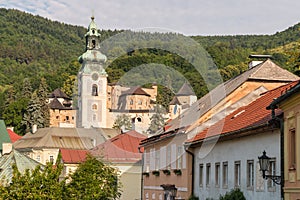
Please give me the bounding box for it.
[176,82,195,96]
[0,150,42,185]
[13,127,119,150]
[169,96,181,105]
[48,88,71,100]
[165,59,299,131]
[49,97,66,110]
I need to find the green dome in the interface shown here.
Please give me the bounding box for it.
[80,50,107,63]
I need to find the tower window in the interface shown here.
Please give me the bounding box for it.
[92,104,98,110]
[93,114,97,121]
[92,84,98,96]
[92,40,96,48]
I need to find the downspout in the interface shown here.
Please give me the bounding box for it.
[138,146,144,200]
[277,115,284,200]
[271,107,284,199]
[185,147,194,198]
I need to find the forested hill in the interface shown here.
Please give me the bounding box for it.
[1,8,300,134]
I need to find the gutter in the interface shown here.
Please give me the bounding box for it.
[184,146,194,198]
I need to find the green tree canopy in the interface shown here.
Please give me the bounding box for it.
[66,154,121,200]
[113,114,132,131]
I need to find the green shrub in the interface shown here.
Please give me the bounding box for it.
[188,195,199,200]
[219,188,246,200]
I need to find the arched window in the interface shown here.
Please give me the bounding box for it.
[92,104,97,110]
[137,117,142,122]
[92,40,96,48]
[92,84,98,96]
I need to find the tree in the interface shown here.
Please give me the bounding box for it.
[22,91,43,133]
[147,105,166,134]
[66,154,121,200]
[62,75,77,98]
[0,157,64,199]
[21,78,33,99]
[112,114,132,131]
[37,77,50,128]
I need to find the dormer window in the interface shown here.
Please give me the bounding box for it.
[92,84,98,96]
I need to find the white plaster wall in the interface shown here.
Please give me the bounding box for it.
[193,130,281,200]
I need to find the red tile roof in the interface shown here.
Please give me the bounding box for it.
[60,148,88,164]
[186,81,299,144]
[7,129,22,143]
[91,130,147,163]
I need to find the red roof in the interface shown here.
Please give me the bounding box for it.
[187,81,298,144]
[60,148,88,164]
[91,130,147,163]
[7,129,22,143]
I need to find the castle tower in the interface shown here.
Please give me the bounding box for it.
[77,16,108,128]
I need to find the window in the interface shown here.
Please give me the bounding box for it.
[247,160,254,190]
[290,129,296,169]
[206,163,211,187]
[199,164,204,187]
[92,39,96,48]
[92,84,98,96]
[92,104,98,110]
[215,163,220,187]
[93,114,97,121]
[166,146,171,169]
[234,161,241,188]
[138,100,142,105]
[177,146,183,169]
[268,159,276,191]
[66,116,69,121]
[222,162,228,188]
[49,155,54,163]
[36,155,40,162]
[155,150,160,170]
[130,99,134,105]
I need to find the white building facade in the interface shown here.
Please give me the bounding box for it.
[77,16,108,128]
[193,129,281,200]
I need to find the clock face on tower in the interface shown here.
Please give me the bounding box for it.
[92,73,99,81]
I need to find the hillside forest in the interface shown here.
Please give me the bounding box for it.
[1,8,300,134]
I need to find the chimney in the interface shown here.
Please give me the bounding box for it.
[32,124,37,133]
[2,143,12,155]
[248,55,272,69]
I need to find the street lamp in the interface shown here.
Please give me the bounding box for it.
[258,150,282,185]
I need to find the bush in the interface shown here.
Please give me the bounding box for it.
[189,195,199,200]
[219,188,246,200]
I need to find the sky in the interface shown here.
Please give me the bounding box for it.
[1,0,300,36]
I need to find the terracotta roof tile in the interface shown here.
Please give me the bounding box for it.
[60,148,88,164]
[7,129,22,143]
[91,130,146,163]
[187,81,299,144]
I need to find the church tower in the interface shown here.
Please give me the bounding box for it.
[77,16,108,128]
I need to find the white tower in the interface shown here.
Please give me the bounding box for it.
[77,16,108,128]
